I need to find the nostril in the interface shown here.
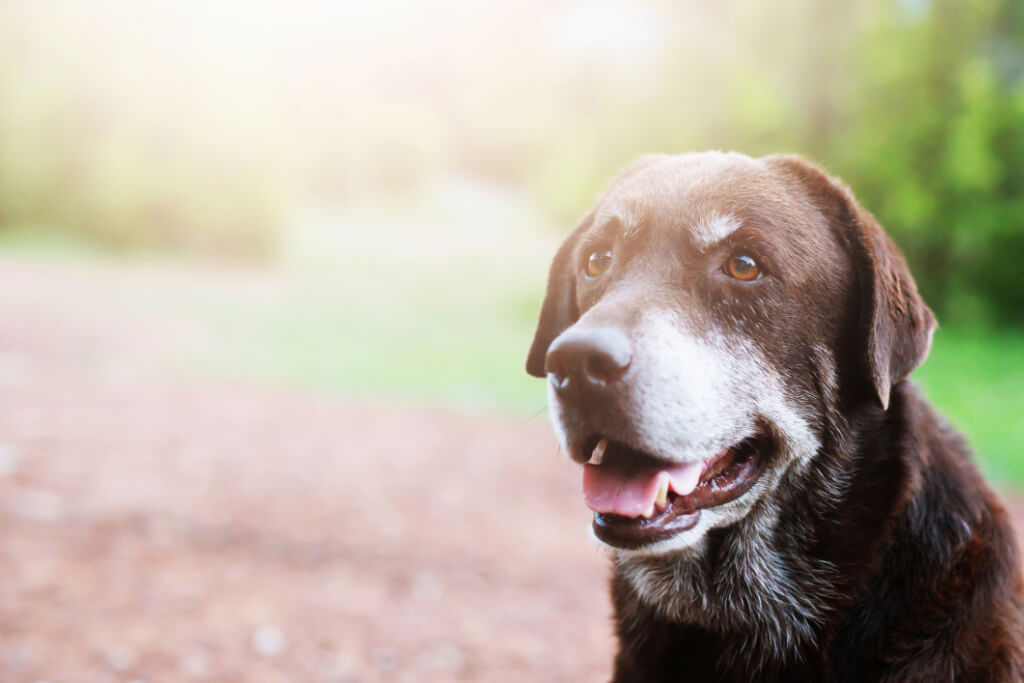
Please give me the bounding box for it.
[584,351,631,385]
[545,351,571,392]
[551,374,570,391]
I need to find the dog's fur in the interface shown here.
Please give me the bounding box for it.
[526,152,1024,681]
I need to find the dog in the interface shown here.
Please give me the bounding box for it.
[526,152,1024,681]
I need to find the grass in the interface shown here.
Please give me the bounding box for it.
[179,261,552,414]
[914,328,1024,486]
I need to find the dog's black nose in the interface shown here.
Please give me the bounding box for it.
[545,327,632,394]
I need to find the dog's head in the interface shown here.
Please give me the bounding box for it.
[527,152,936,555]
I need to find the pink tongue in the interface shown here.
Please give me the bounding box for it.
[582,460,704,517]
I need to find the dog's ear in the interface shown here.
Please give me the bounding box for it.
[525,214,590,377]
[766,155,937,410]
[525,154,668,378]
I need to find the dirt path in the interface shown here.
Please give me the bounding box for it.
[0,256,1020,682]
[0,364,613,682]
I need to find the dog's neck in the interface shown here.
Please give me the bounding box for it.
[616,498,841,671]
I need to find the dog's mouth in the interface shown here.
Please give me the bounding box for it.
[579,431,772,550]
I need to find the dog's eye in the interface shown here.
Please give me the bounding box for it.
[586,250,613,277]
[726,253,760,281]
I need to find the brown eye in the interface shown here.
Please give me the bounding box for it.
[726,253,760,281]
[586,250,612,277]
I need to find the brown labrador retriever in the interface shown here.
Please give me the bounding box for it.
[526,152,1024,682]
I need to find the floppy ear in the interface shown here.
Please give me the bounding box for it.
[525,215,589,377]
[525,154,669,378]
[766,155,937,410]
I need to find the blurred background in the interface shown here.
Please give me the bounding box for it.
[0,0,1022,680]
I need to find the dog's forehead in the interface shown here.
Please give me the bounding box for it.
[594,152,810,247]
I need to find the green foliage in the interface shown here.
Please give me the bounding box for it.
[829,0,1024,326]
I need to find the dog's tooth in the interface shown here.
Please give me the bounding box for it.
[642,505,655,519]
[655,477,669,507]
[589,438,608,465]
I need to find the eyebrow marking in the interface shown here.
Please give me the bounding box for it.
[596,198,649,239]
[690,212,743,250]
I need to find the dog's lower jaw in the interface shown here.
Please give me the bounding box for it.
[591,515,710,557]
[592,487,762,557]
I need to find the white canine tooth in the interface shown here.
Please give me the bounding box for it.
[589,438,607,465]
[655,477,669,507]
[642,505,655,519]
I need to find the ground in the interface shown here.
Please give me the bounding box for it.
[0,255,1020,682]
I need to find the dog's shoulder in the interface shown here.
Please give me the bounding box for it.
[830,383,1024,681]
